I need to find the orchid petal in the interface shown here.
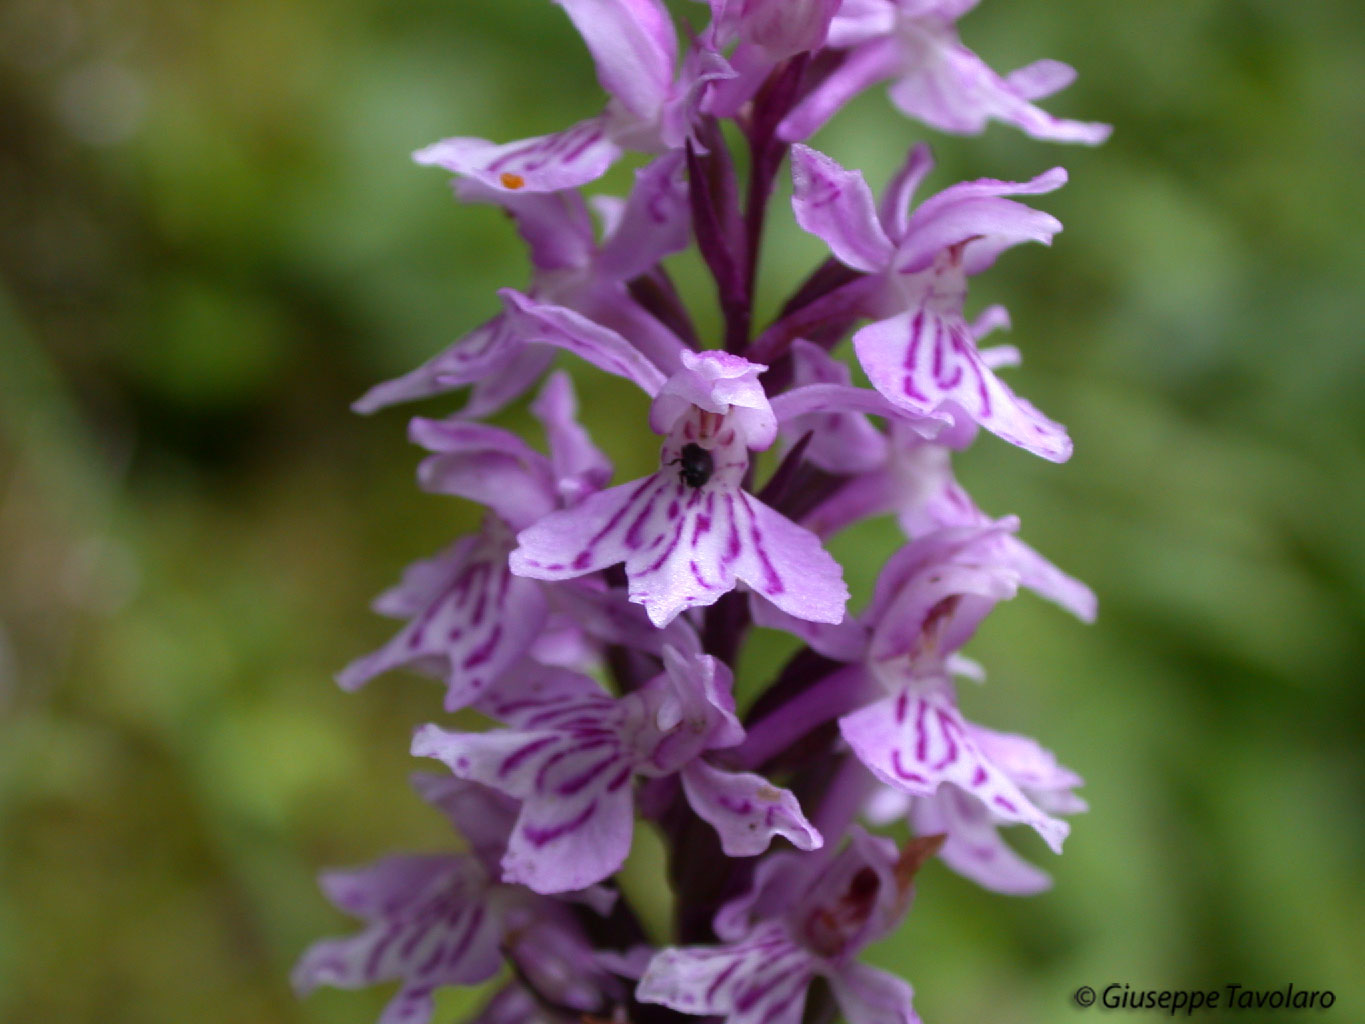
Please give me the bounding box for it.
[840,687,1069,852]
[638,922,815,1024]
[545,579,704,657]
[886,35,1111,145]
[998,534,1097,622]
[853,308,1072,461]
[971,723,1085,794]
[457,344,556,420]
[500,289,667,396]
[595,151,691,282]
[750,595,868,661]
[351,315,517,415]
[409,418,558,530]
[880,142,935,240]
[473,661,609,726]
[655,646,745,752]
[827,961,921,1024]
[554,0,677,119]
[657,45,736,149]
[775,339,894,473]
[734,492,850,624]
[912,785,1054,895]
[649,350,776,447]
[412,722,636,894]
[737,0,841,59]
[790,144,896,274]
[455,179,596,271]
[467,985,552,1024]
[896,168,1066,275]
[337,525,549,713]
[415,117,624,194]
[1004,58,1078,101]
[778,36,904,142]
[860,524,1009,639]
[868,537,1017,664]
[702,40,772,118]
[292,856,503,1000]
[968,303,1011,340]
[804,471,900,539]
[530,371,613,506]
[409,773,518,871]
[512,471,847,627]
[680,760,822,856]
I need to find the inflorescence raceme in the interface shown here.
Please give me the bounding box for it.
[296,2,1107,1021]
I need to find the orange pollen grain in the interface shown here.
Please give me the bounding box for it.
[499,172,525,190]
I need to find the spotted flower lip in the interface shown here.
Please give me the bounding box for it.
[412,649,821,893]
[790,142,1074,461]
[778,0,1112,145]
[510,350,849,627]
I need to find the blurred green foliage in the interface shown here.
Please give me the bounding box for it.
[1,0,1363,1021]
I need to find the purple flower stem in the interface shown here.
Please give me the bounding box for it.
[770,460,848,525]
[811,752,876,847]
[628,266,701,350]
[779,256,863,321]
[738,56,809,345]
[748,273,876,365]
[734,663,872,770]
[742,645,839,725]
[686,131,751,354]
[606,644,663,695]
[603,564,658,694]
[700,589,750,669]
[754,430,815,510]
[657,781,754,944]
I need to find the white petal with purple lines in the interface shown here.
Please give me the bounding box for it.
[337,524,549,713]
[839,685,1069,852]
[680,760,822,857]
[413,720,637,894]
[638,920,816,1024]
[854,304,1072,461]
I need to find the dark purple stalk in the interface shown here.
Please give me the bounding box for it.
[810,754,877,844]
[737,55,810,352]
[749,273,877,366]
[743,645,842,727]
[769,461,849,526]
[686,129,750,354]
[778,256,863,320]
[700,590,750,669]
[734,664,871,769]
[755,430,814,510]
[628,266,700,350]
[603,565,657,694]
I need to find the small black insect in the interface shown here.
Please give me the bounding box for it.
[668,442,714,488]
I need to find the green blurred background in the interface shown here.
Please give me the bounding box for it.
[2,0,1362,1021]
